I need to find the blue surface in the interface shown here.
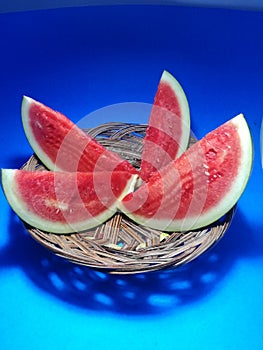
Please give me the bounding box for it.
[0,5,263,350]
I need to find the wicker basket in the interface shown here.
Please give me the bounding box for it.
[21,122,236,274]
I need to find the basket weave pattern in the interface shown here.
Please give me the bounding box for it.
[22,123,235,274]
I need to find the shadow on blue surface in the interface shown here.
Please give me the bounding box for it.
[1,206,262,315]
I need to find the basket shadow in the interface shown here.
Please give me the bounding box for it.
[0,208,261,315]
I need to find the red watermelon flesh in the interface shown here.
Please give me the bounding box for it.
[119,114,253,232]
[21,96,138,174]
[140,70,190,181]
[1,169,137,233]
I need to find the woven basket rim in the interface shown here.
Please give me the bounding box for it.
[21,122,236,274]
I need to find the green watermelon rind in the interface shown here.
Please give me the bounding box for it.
[119,114,253,232]
[1,169,138,234]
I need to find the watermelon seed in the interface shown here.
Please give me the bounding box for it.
[208,169,223,183]
[206,149,217,159]
[35,121,43,129]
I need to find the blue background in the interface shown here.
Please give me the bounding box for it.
[0,4,262,349]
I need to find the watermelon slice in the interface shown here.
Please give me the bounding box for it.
[119,114,253,232]
[140,70,190,181]
[1,169,137,233]
[21,96,138,174]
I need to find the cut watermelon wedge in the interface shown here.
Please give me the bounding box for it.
[140,70,190,181]
[119,114,253,232]
[1,169,137,233]
[21,96,138,174]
